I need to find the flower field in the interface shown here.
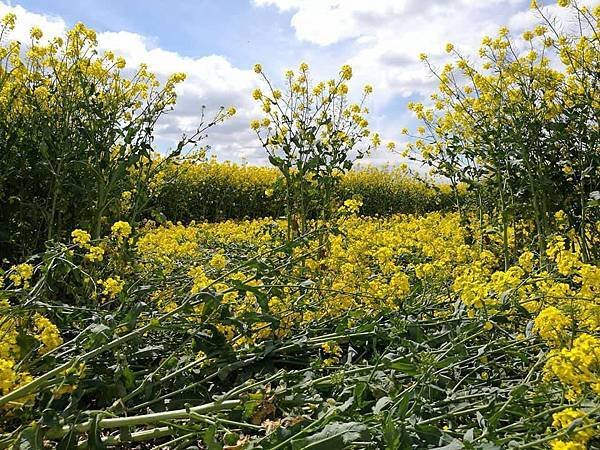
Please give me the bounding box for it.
[1,210,599,448]
[150,160,457,222]
[1,1,599,449]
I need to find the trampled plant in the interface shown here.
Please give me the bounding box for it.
[0,212,598,448]
[0,3,598,449]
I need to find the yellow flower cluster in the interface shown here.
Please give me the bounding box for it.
[0,300,60,401]
[111,221,132,241]
[550,408,595,449]
[444,223,600,407]
[152,159,456,224]
[99,276,124,299]
[544,334,600,401]
[136,222,201,272]
[209,253,227,271]
[135,212,483,347]
[533,306,571,347]
[321,341,343,366]
[34,314,63,355]
[72,229,92,247]
[8,263,33,288]
[338,198,363,215]
[85,245,105,262]
[71,229,104,262]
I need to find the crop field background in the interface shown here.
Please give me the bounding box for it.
[0,1,599,449]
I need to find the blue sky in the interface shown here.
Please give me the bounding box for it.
[13,0,298,63]
[1,0,595,166]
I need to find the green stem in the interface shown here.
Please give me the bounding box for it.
[0,297,192,407]
[45,399,241,439]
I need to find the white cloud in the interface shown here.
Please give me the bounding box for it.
[0,1,265,163]
[254,0,599,165]
[0,3,65,42]
[2,0,599,167]
[95,34,262,160]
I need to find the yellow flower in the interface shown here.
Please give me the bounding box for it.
[34,314,63,355]
[0,359,17,395]
[549,441,585,450]
[121,191,132,202]
[390,272,410,297]
[85,245,105,262]
[111,221,132,240]
[523,31,534,41]
[209,253,227,271]
[543,333,600,400]
[167,72,186,84]
[371,132,381,147]
[72,229,92,248]
[340,198,363,215]
[8,263,34,288]
[1,13,16,30]
[518,251,535,273]
[30,27,43,40]
[550,408,594,449]
[188,266,212,294]
[340,64,353,80]
[99,277,124,299]
[253,63,262,73]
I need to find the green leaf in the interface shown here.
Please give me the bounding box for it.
[16,426,43,450]
[203,425,223,450]
[57,426,78,450]
[387,359,419,376]
[87,415,107,450]
[383,415,401,450]
[432,439,464,450]
[291,422,369,450]
[373,396,392,414]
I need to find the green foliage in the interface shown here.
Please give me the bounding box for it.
[0,19,229,260]
[1,216,597,448]
[250,62,381,240]
[405,3,600,263]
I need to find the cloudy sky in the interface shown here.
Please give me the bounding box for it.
[0,0,595,165]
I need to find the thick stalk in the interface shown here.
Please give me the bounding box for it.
[44,399,241,439]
